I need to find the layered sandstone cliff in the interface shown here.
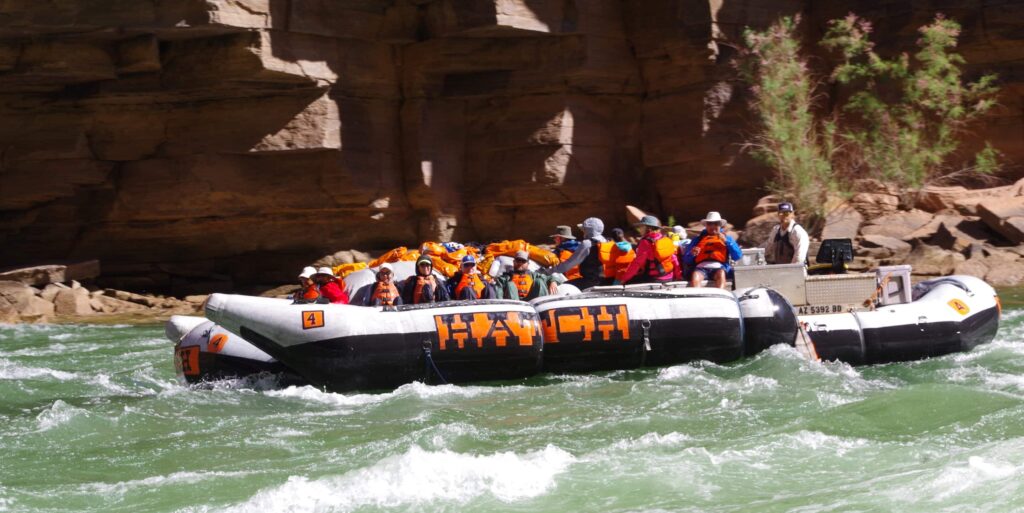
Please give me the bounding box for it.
[1,0,1021,293]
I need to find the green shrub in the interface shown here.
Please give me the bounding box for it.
[740,13,1000,221]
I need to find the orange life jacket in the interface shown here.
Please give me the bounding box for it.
[645,237,676,277]
[412,276,436,304]
[300,283,321,301]
[371,281,400,306]
[598,242,636,280]
[694,234,728,264]
[510,272,535,300]
[455,273,487,299]
[558,248,582,281]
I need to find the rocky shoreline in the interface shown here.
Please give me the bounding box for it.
[3,180,1023,325]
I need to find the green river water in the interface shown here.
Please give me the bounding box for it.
[2,292,1023,513]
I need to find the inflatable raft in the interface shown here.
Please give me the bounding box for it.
[167,314,301,385]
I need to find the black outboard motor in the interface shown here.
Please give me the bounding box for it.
[808,238,854,275]
[737,287,799,356]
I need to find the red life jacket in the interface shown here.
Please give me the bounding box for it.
[455,273,486,299]
[300,283,320,301]
[371,281,400,306]
[694,234,728,264]
[510,272,535,300]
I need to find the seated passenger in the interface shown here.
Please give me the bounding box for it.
[550,225,583,282]
[598,228,636,285]
[401,255,450,305]
[684,211,742,289]
[764,202,809,265]
[619,215,681,284]
[365,263,402,307]
[292,266,327,304]
[314,266,350,304]
[449,255,495,300]
[551,218,607,291]
[495,250,563,300]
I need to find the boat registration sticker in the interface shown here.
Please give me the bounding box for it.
[175,346,200,376]
[207,333,228,353]
[948,299,970,316]
[302,310,325,329]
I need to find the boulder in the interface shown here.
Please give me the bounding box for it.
[18,296,55,322]
[0,280,36,312]
[849,192,899,219]
[750,195,783,217]
[976,196,1024,244]
[953,258,990,280]
[860,210,934,239]
[820,204,862,241]
[985,261,1024,288]
[860,235,912,261]
[90,294,148,314]
[53,287,93,316]
[0,265,66,287]
[39,282,69,303]
[738,213,777,248]
[904,244,966,276]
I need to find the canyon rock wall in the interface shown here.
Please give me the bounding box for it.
[1,0,1021,293]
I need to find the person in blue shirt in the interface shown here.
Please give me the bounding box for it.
[683,211,742,289]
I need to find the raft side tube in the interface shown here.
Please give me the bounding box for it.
[736,287,799,357]
[207,294,543,392]
[533,287,744,373]
[801,313,866,365]
[168,315,298,385]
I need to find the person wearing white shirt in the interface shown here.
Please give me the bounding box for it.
[764,202,809,265]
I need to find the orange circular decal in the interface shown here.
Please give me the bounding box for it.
[207,333,228,353]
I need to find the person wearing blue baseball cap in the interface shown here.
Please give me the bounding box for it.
[764,201,809,265]
[448,254,495,300]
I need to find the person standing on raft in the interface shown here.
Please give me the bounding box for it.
[619,215,681,284]
[763,201,809,265]
[684,211,742,289]
[314,267,349,304]
[365,263,402,307]
[549,218,607,291]
[292,266,328,304]
[401,255,450,304]
[449,255,495,300]
[495,250,564,300]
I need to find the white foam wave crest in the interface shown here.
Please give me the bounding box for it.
[221,445,574,512]
[36,400,88,431]
[264,381,517,409]
[887,452,1024,504]
[608,431,691,451]
[0,358,77,381]
[0,342,104,357]
[656,364,778,393]
[79,470,253,496]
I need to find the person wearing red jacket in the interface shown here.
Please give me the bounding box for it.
[314,267,350,304]
[619,215,682,284]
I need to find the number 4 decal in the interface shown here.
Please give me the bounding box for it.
[302,310,325,329]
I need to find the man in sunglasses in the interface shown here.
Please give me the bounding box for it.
[494,250,564,301]
[764,202,809,265]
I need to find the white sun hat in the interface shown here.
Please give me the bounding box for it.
[701,211,726,225]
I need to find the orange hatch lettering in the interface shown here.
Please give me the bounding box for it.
[542,305,630,344]
[434,311,539,351]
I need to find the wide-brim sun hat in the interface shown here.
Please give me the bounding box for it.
[701,211,727,225]
[549,225,576,240]
[298,266,317,279]
[634,215,661,228]
[377,263,393,274]
[314,266,335,277]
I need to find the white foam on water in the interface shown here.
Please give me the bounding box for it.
[221,445,574,512]
[264,385,393,408]
[656,365,778,396]
[78,470,253,496]
[36,400,88,431]
[0,358,77,381]
[608,431,691,451]
[264,381,515,409]
[915,455,1023,502]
